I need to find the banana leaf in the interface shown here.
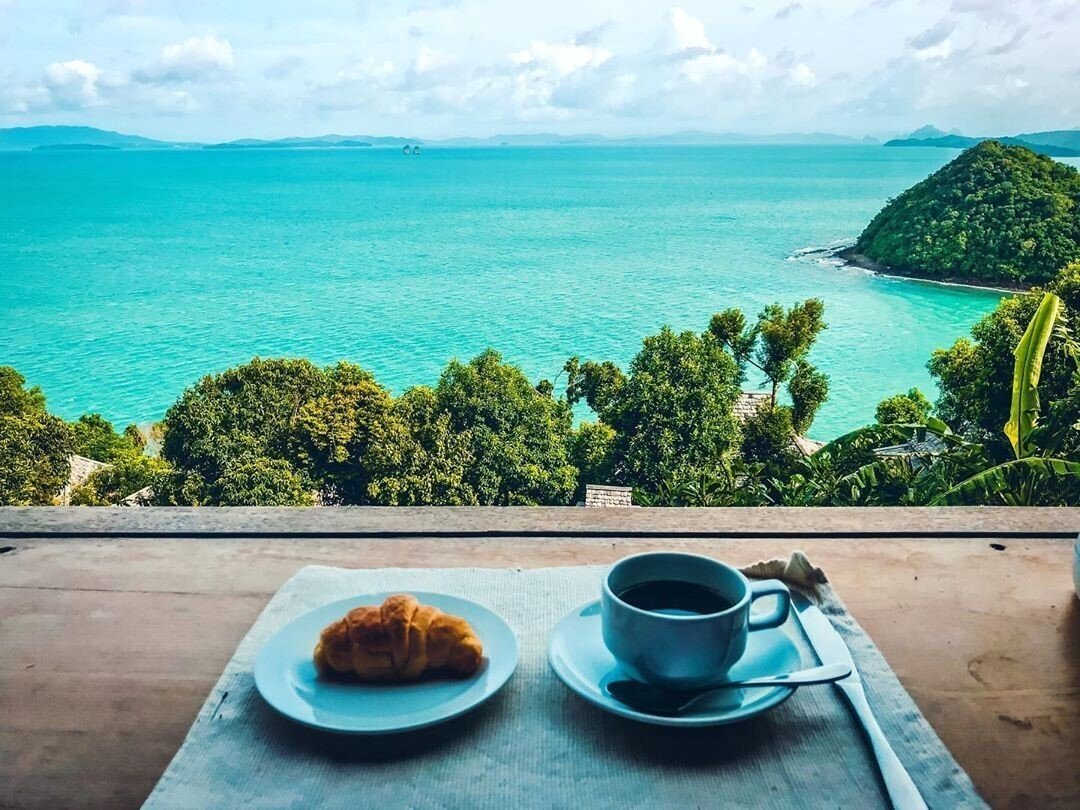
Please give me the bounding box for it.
[1005,292,1063,459]
[930,457,1080,506]
[838,457,910,491]
[923,416,953,436]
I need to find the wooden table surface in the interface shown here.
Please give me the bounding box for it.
[1,512,1078,809]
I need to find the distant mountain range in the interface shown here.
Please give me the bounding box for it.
[3,124,1078,154]
[0,125,877,152]
[437,130,879,146]
[884,125,1080,157]
[902,125,962,139]
[206,137,375,150]
[0,126,417,150]
[32,143,121,152]
[0,125,189,150]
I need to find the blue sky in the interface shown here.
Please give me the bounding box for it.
[0,0,1075,141]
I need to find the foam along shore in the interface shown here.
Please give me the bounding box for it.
[795,243,1022,294]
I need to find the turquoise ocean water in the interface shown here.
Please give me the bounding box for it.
[0,145,1015,439]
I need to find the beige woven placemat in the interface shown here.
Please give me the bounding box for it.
[146,557,985,809]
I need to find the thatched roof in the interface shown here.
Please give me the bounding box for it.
[733,392,772,423]
[873,433,950,458]
[792,434,826,457]
[584,484,634,508]
[119,486,154,507]
[59,455,110,505]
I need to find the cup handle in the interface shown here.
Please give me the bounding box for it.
[748,579,791,631]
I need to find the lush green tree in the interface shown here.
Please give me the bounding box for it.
[161,357,390,504]
[161,357,333,485]
[930,262,1080,460]
[70,413,144,462]
[435,349,577,505]
[159,353,579,506]
[123,424,147,453]
[366,386,476,506]
[706,309,755,366]
[291,362,395,502]
[215,457,314,506]
[563,358,625,414]
[852,141,1080,286]
[740,404,799,480]
[875,388,932,425]
[152,469,211,507]
[571,327,742,489]
[710,299,828,424]
[789,359,830,435]
[567,421,616,500]
[0,367,74,505]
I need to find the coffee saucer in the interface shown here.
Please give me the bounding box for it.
[548,600,801,727]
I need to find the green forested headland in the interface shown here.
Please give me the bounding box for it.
[849,141,1080,287]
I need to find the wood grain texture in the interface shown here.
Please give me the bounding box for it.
[1,532,1078,809]
[1,505,1077,537]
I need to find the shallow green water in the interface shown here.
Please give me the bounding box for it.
[0,145,1009,438]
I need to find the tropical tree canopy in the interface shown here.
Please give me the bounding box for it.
[930,262,1080,460]
[434,349,577,505]
[569,326,743,489]
[0,366,73,505]
[5,264,1079,507]
[156,351,577,506]
[875,388,932,425]
[70,413,144,463]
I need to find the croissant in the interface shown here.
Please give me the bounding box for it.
[313,594,483,681]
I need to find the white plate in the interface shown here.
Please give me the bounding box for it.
[255,591,518,734]
[548,600,801,727]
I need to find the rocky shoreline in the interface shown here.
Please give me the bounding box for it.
[830,245,1027,293]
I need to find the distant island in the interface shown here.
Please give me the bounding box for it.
[4,123,1079,154]
[32,143,121,152]
[1,124,878,150]
[0,125,188,151]
[204,138,372,150]
[840,140,1080,288]
[884,125,1080,158]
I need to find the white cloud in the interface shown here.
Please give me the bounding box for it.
[337,58,395,83]
[512,41,611,76]
[43,59,102,107]
[0,0,1074,139]
[680,49,767,84]
[789,62,816,86]
[0,73,47,114]
[660,7,715,55]
[134,35,234,84]
[413,46,448,75]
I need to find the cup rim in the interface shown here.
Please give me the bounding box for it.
[603,551,751,621]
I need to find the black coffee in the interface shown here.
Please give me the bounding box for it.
[617,580,733,616]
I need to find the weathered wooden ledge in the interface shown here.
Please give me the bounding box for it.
[0,505,1076,539]
[1,507,1077,808]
